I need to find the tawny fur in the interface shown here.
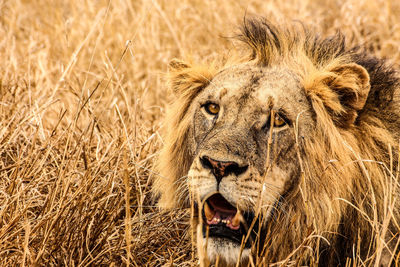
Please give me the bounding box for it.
[153,18,400,265]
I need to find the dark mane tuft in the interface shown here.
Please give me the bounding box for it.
[238,17,347,66]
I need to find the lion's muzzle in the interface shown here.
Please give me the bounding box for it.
[189,154,260,250]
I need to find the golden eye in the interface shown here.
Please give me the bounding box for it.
[204,103,220,115]
[273,113,287,128]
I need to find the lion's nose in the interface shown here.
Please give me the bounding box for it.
[200,156,248,184]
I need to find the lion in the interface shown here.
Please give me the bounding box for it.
[153,18,400,266]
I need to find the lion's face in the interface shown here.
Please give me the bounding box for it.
[186,64,314,263]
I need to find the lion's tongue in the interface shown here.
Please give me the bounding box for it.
[204,194,240,230]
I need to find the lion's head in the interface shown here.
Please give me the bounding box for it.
[154,18,400,265]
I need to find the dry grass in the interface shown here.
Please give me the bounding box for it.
[0,0,399,266]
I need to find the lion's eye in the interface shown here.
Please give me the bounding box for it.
[273,113,287,128]
[204,103,220,115]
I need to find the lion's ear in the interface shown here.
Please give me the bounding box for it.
[307,63,370,127]
[328,63,370,126]
[168,58,215,96]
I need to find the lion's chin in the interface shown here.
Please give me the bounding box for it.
[203,237,251,266]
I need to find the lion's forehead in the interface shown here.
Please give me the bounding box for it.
[207,65,310,117]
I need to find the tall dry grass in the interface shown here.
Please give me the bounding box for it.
[0,0,399,265]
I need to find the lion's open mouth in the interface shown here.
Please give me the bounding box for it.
[201,193,258,248]
[204,193,240,230]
